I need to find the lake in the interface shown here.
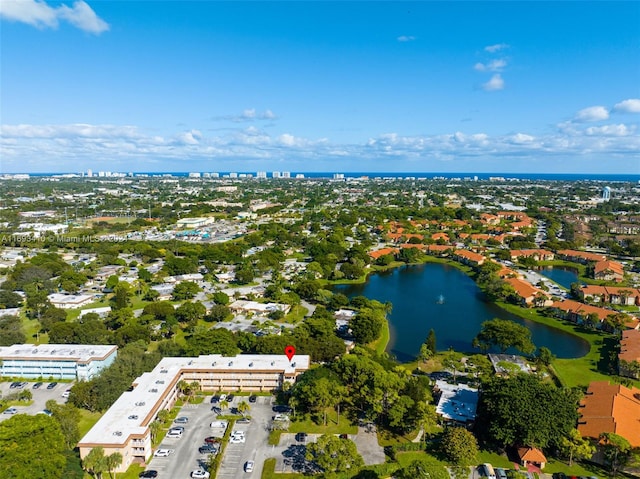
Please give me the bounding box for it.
[538,266,580,289]
[334,263,589,362]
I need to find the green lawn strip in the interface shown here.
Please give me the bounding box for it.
[78,409,103,438]
[283,304,308,324]
[288,410,358,435]
[495,301,640,388]
[119,464,145,479]
[396,450,447,467]
[476,450,513,468]
[377,427,422,447]
[369,315,391,356]
[542,459,607,477]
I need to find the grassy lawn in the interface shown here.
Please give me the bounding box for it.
[477,450,514,468]
[283,304,308,324]
[496,302,640,388]
[396,451,447,467]
[542,459,609,477]
[288,410,358,435]
[118,463,145,479]
[78,409,103,438]
[377,427,423,447]
[369,316,391,356]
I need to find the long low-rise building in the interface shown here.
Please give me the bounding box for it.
[0,344,118,380]
[78,353,309,472]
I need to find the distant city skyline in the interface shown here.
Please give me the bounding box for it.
[1,1,639,174]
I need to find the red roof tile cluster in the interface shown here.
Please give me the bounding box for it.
[578,381,640,447]
[517,447,547,464]
[557,249,607,262]
[619,330,640,364]
[368,248,398,259]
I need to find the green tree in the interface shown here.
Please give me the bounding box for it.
[441,427,479,465]
[472,318,535,354]
[172,281,201,300]
[305,434,364,475]
[536,346,556,366]
[206,304,231,322]
[0,414,67,479]
[211,291,230,305]
[478,374,581,450]
[46,399,81,449]
[175,301,206,324]
[237,400,250,416]
[111,282,132,310]
[560,429,596,466]
[426,328,437,354]
[82,446,107,479]
[349,309,383,344]
[105,452,123,479]
[600,432,633,476]
[396,460,450,479]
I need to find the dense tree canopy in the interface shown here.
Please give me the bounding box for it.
[477,374,581,450]
[305,434,364,474]
[0,414,67,479]
[472,318,535,355]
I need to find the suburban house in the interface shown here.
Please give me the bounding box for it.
[578,381,640,448]
[453,249,485,267]
[433,380,479,426]
[47,293,95,309]
[593,260,625,282]
[229,300,291,317]
[517,447,547,470]
[619,330,640,379]
[509,249,555,261]
[505,277,553,307]
[579,285,640,306]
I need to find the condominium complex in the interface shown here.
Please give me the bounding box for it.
[0,344,118,380]
[78,353,309,472]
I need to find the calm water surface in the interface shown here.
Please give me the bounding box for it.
[538,266,580,289]
[334,263,589,362]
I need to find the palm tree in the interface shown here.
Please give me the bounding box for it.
[105,452,123,479]
[237,400,250,416]
[82,446,107,479]
[149,420,162,444]
[220,399,229,411]
[189,381,200,402]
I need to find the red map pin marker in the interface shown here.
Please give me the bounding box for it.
[284,345,296,361]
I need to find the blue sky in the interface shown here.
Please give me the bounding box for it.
[1,1,639,174]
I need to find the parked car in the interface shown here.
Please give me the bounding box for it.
[248,395,257,403]
[191,470,210,479]
[204,436,221,444]
[199,444,218,454]
[272,405,292,413]
[169,426,184,433]
[496,468,508,479]
[244,461,254,473]
[139,471,158,478]
[174,416,189,424]
[153,449,173,457]
[32,382,43,389]
[210,395,220,403]
[236,418,251,424]
[296,432,308,443]
[38,409,53,416]
[3,407,18,415]
[211,406,222,414]
[9,382,26,389]
[226,394,235,402]
[62,389,71,398]
[47,382,58,390]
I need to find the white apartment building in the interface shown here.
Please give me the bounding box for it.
[78,353,309,472]
[0,344,118,380]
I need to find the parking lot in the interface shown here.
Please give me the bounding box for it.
[144,395,275,478]
[0,380,73,421]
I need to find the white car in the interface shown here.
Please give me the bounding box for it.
[191,470,210,479]
[166,430,182,439]
[3,407,18,415]
[154,448,174,457]
[62,389,71,398]
[244,461,254,473]
[230,435,246,444]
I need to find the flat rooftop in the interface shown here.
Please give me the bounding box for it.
[435,380,479,423]
[0,344,117,363]
[79,353,310,447]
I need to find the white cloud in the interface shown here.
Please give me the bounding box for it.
[585,124,635,136]
[474,59,507,72]
[484,43,509,53]
[2,118,639,171]
[218,109,278,122]
[262,109,276,120]
[613,99,640,113]
[482,74,504,91]
[0,0,109,34]
[574,106,609,122]
[397,35,416,42]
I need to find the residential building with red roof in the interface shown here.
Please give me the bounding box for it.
[453,249,485,266]
[556,249,607,264]
[619,330,640,379]
[579,285,640,306]
[505,277,552,307]
[578,381,640,448]
[510,249,555,261]
[594,260,624,282]
[368,248,399,260]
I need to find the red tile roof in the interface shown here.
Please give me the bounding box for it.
[620,330,640,364]
[578,381,640,447]
[517,447,547,464]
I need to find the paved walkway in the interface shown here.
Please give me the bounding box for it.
[354,424,385,465]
